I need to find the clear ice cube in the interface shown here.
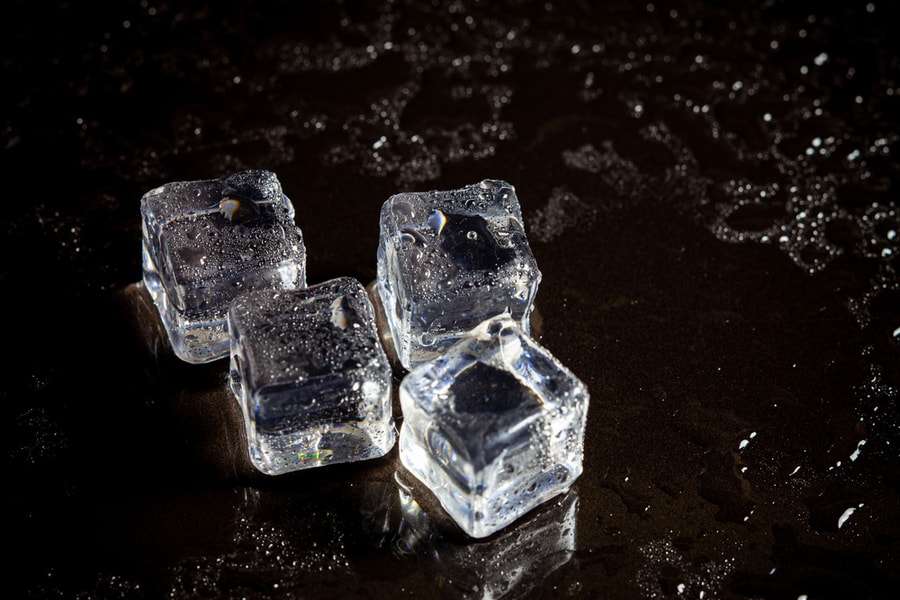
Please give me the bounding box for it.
[376,179,541,370]
[141,170,306,364]
[228,276,396,476]
[398,316,588,538]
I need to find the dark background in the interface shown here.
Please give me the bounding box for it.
[4,1,899,598]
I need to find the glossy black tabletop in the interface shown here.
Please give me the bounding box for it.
[4,1,899,598]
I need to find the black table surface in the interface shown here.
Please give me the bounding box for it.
[4,1,898,598]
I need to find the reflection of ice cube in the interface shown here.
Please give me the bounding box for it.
[227,277,395,476]
[168,482,396,597]
[395,473,578,600]
[398,316,589,538]
[376,179,541,370]
[141,170,306,364]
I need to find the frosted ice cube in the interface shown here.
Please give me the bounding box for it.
[228,277,396,476]
[398,316,588,538]
[376,179,541,370]
[141,170,306,364]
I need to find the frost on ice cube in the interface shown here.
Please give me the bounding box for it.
[228,277,396,476]
[398,316,588,538]
[141,170,306,364]
[376,179,541,370]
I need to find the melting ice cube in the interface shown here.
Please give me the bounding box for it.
[376,179,541,370]
[140,170,306,363]
[227,276,395,476]
[398,315,588,538]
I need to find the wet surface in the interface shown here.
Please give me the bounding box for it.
[4,1,899,598]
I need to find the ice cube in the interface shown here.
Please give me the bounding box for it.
[141,170,306,364]
[227,276,396,476]
[376,179,541,370]
[398,316,588,538]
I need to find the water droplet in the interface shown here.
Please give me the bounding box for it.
[837,507,856,529]
[428,209,448,235]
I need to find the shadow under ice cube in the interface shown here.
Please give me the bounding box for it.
[398,316,589,538]
[141,170,306,364]
[228,277,396,476]
[376,179,541,370]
